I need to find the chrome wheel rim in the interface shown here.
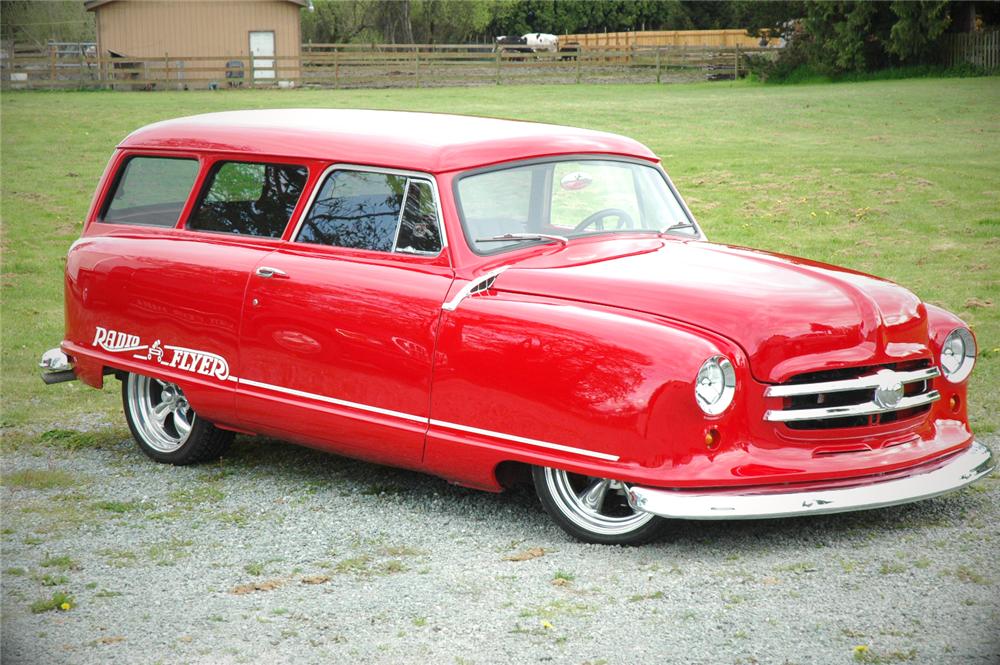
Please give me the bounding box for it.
[127,374,194,453]
[543,468,654,536]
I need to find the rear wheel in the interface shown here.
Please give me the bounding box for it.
[122,373,232,465]
[532,466,668,545]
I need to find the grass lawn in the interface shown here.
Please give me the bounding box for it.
[2,77,998,434]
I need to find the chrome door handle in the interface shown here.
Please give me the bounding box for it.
[255,266,288,279]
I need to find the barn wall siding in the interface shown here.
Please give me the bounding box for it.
[94,0,301,81]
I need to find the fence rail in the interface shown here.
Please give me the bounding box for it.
[1,44,773,91]
[942,31,1000,71]
[561,29,763,49]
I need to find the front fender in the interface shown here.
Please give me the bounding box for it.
[423,291,750,489]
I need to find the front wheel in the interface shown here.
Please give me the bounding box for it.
[122,373,233,465]
[532,466,668,545]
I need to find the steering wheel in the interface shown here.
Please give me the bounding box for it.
[574,208,635,232]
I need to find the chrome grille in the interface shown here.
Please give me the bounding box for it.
[764,361,940,430]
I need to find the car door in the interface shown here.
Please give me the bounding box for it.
[70,153,307,427]
[236,165,453,467]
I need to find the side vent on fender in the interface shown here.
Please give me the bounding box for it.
[441,268,508,312]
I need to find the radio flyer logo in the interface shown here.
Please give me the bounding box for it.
[92,326,231,381]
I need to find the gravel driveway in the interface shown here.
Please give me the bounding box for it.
[2,428,998,664]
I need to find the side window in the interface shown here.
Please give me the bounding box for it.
[101,156,199,227]
[296,170,442,254]
[187,161,307,238]
[396,180,442,254]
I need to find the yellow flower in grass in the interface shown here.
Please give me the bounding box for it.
[59,602,71,611]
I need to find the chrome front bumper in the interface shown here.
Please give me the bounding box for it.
[626,441,995,520]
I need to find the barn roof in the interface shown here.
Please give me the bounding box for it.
[85,0,307,9]
[117,109,659,173]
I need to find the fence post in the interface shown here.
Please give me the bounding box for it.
[655,48,661,84]
[50,44,56,83]
[734,44,740,79]
[334,49,339,88]
[495,49,501,85]
[415,49,420,87]
[575,47,581,84]
[164,52,170,88]
[249,55,255,88]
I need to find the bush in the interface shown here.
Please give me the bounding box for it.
[755,60,991,85]
[744,39,814,82]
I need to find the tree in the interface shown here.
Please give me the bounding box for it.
[887,0,951,61]
[797,0,956,74]
[410,0,495,43]
[727,1,806,39]
[373,0,415,43]
[301,1,381,44]
[802,1,888,73]
[485,0,694,37]
[1,0,95,48]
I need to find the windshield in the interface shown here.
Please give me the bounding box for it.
[455,159,696,253]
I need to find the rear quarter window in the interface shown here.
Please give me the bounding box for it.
[101,156,199,227]
[188,161,308,238]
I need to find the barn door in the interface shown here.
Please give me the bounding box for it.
[249,31,275,80]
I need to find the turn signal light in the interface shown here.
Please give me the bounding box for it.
[704,429,721,450]
[949,395,961,413]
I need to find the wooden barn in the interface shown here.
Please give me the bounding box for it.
[85,0,306,87]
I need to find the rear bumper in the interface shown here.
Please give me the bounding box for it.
[39,347,77,384]
[626,441,994,520]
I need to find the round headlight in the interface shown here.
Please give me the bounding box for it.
[695,356,736,415]
[940,328,976,383]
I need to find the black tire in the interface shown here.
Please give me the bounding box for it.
[532,466,668,545]
[121,372,233,465]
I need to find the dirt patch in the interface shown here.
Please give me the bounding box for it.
[231,579,283,595]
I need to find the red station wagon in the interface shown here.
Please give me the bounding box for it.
[41,109,993,544]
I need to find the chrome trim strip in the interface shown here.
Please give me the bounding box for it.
[764,390,940,422]
[237,377,427,424]
[441,267,508,312]
[428,418,620,462]
[626,441,994,520]
[656,164,707,241]
[390,179,411,253]
[765,367,940,398]
[236,375,617,461]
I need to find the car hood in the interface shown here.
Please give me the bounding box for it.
[497,238,931,383]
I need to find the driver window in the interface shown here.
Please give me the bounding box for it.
[549,161,641,231]
[295,170,442,254]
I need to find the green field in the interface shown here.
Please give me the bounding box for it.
[2,78,998,434]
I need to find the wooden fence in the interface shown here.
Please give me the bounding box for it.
[1,43,773,91]
[941,31,1000,71]
[562,29,763,49]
